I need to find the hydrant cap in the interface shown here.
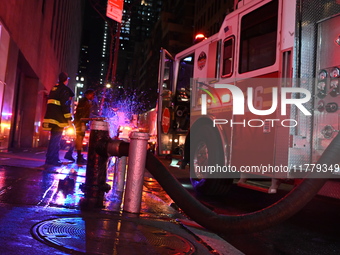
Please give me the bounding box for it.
[90,120,109,131]
[129,132,150,140]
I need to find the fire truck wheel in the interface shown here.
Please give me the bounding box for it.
[190,124,233,196]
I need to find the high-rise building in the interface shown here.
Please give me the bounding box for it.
[77,0,234,112]
[131,0,196,108]
[0,1,84,150]
[77,1,110,92]
[76,0,158,89]
[194,0,233,37]
[116,0,162,88]
[129,0,234,109]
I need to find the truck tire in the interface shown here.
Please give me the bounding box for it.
[190,123,233,195]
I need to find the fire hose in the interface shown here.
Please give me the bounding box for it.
[99,133,340,234]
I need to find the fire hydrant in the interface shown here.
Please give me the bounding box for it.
[80,119,111,209]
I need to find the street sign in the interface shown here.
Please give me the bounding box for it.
[106,0,124,23]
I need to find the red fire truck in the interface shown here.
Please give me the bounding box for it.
[154,0,340,197]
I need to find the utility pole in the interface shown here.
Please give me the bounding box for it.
[111,22,121,84]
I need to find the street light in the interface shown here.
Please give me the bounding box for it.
[75,82,84,107]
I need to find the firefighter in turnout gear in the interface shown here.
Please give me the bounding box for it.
[43,72,74,166]
[64,89,95,164]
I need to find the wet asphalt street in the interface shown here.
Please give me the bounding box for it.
[167,161,340,255]
[205,186,340,255]
[0,150,241,255]
[0,149,340,255]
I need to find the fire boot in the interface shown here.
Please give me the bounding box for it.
[77,154,87,165]
[64,151,75,162]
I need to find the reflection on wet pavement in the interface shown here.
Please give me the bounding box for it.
[0,155,181,219]
[38,165,86,208]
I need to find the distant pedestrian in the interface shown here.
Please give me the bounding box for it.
[64,89,95,164]
[42,72,74,166]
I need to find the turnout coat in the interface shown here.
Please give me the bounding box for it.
[42,84,74,130]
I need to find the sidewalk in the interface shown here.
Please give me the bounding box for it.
[0,148,243,255]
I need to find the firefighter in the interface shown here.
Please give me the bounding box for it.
[42,72,74,166]
[64,89,95,164]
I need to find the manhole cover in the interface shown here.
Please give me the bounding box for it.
[31,217,195,254]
